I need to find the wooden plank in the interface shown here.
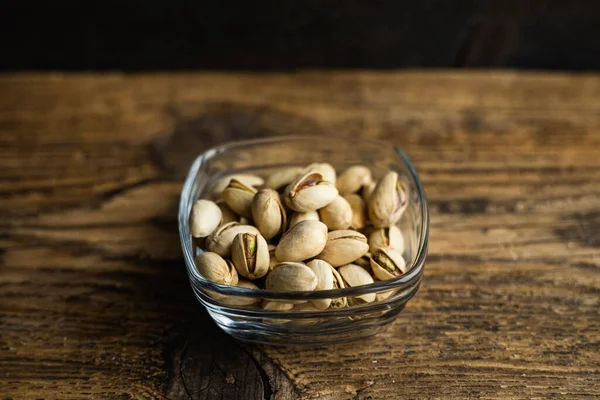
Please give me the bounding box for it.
[1,71,599,399]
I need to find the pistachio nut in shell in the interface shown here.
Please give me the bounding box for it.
[283,172,338,212]
[368,171,408,228]
[344,194,367,230]
[267,244,279,271]
[317,230,369,267]
[194,251,239,286]
[222,179,258,219]
[209,174,264,200]
[368,225,405,254]
[218,279,261,306]
[189,199,222,238]
[329,267,348,308]
[216,201,239,225]
[204,222,260,257]
[370,247,407,280]
[266,262,318,292]
[231,232,270,280]
[338,263,376,303]
[275,220,328,262]
[303,162,336,183]
[336,165,372,195]
[361,181,377,202]
[262,300,294,323]
[251,188,286,239]
[307,259,334,309]
[288,211,320,230]
[265,167,303,191]
[318,195,352,230]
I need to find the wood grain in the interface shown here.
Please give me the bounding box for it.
[1,71,599,399]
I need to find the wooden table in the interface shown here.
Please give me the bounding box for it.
[1,71,599,399]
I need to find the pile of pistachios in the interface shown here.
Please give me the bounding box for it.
[190,163,409,309]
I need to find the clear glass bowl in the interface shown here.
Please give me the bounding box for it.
[178,136,429,346]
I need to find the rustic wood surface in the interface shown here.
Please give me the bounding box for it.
[1,71,599,399]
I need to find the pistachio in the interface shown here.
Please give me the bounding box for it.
[361,181,377,202]
[368,171,408,228]
[216,201,239,225]
[189,199,222,238]
[204,222,260,257]
[194,251,239,285]
[218,279,261,306]
[262,300,294,311]
[338,263,376,303]
[222,179,258,219]
[250,188,286,240]
[275,220,328,262]
[283,172,338,212]
[370,247,407,280]
[376,289,395,302]
[265,167,304,191]
[330,267,348,308]
[303,163,336,183]
[318,195,353,230]
[336,165,372,195]
[209,174,264,200]
[344,194,367,230]
[317,230,369,267]
[267,244,279,271]
[231,232,270,280]
[307,259,334,309]
[291,302,323,324]
[265,262,318,292]
[288,211,320,230]
[353,252,372,271]
[368,225,404,254]
[262,300,294,323]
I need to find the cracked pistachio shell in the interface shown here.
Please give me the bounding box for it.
[317,230,369,267]
[231,232,270,280]
[189,199,222,238]
[307,259,334,309]
[216,201,239,225]
[275,220,328,262]
[344,194,367,230]
[338,264,376,303]
[251,189,286,240]
[318,195,353,231]
[209,174,264,200]
[265,167,304,191]
[283,172,338,212]
[303,163,336,183]
[368,171,409,228]
[330,267,348,308]
[288,211,320,230]
[218,279,261,306]
[336,165,372,195]
[370,247,407,280]
[265,262,318,292]
[361,181,377,203]
[194,251,239,286]
[222,179,258,219]
[204,222,260,257]
[368,225,405,254]
[353,252,372,272]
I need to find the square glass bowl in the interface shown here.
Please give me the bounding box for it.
[178,136,429,346]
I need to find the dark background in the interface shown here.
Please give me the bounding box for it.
[1,0,599,71]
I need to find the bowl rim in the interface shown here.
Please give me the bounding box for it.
[178,135,429,301]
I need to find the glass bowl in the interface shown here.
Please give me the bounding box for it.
[178,136,429,346]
